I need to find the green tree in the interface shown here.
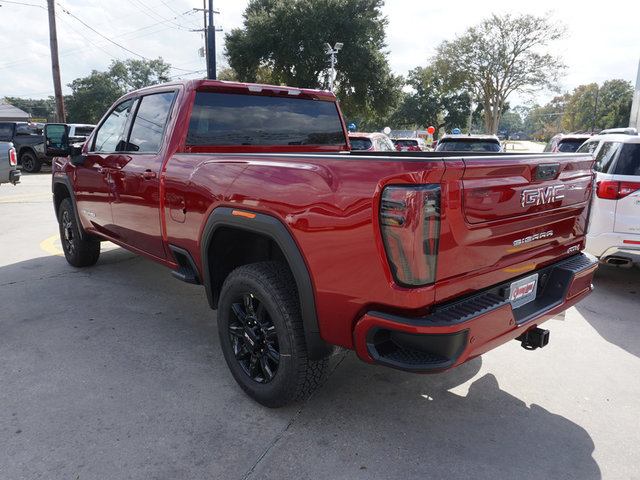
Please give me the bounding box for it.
[434,13,566,134]
[498,110,523,137]
[597,79,634,129]
[559,80,633,133]
[390,66,471,137]
[224,0,402,119]
[65,58,171,124]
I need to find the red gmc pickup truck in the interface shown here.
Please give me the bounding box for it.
[45,80,598,407]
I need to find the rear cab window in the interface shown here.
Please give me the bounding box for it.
[557,140,584,152]
[350,138,373,150]
[437,140,501,152]
[185,91,346,150]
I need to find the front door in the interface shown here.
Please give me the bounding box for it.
[76,99,135,239]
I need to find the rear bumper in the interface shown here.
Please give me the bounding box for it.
[585,231,640,265]
[353,253,598,373]
[10,169,21,185]
[1,168,21,185]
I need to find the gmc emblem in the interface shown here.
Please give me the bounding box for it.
[521,185,565,207]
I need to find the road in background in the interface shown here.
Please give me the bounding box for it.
[1,173,639,479]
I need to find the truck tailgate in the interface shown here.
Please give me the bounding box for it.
[435,153,594,303]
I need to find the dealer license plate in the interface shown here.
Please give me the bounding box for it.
[509,273,539,309]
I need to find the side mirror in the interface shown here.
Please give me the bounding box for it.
[44,123,70,156]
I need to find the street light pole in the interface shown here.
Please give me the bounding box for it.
[324,42,343,92]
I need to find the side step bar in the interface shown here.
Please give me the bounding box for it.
[169,245,202,285]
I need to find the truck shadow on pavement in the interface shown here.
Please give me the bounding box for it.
[0,250,600,479]
[575,263,640,358]
[296,355,600,479]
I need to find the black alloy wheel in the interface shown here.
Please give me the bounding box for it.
[229,292,280,383]
[57,198,100,267]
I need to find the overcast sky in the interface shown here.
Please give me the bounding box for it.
[1,0,639,107]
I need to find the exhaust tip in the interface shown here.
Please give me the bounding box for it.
[603,256,632,268]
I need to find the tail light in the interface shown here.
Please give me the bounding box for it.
[9,147,17,166]
[597,181,640,199]
[380,185,441,287]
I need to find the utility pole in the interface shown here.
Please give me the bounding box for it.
[207,0,216,79]
[47,0,66,122]
[630,58,640,131]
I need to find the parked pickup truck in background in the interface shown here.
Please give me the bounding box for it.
[0,121,52,173]
[46,80,598,407]
[0,141,21,186]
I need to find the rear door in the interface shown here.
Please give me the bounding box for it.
[109,91,177,260]
[435,153,593,301]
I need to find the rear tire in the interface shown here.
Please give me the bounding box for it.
[217,261,328,408]
[20,151,41,173]
[58,198,100,267]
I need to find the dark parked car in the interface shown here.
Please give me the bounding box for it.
[0,121,51,173]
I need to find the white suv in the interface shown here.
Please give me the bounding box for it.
[577,133,640,266]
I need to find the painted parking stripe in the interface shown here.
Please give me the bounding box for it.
[40,234,119,256]
[0,193,51,203]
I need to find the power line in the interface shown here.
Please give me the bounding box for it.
[55,2,198,73]
[56,2,152,61]
[0,0,45,7]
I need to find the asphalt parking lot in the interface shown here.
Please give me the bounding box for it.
[1,172,639,480]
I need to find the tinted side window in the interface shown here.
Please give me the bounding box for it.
[186,92,345,146]
[593,142,621,173]
[613,144,640,175]
[543,138,555,152]
[127,92,175,153]
[350,138,372,150]
[0,124,12,140]
[577,141,598,154]
[557,140,584,152]
[73,126,94,137]
[93,100,134,153]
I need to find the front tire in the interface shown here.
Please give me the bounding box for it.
[217,261,328,408]
[20,151,41,173]
[58,198,100,267]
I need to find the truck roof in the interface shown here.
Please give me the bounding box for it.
[132,79,337,102]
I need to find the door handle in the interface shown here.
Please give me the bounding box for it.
[142,170,157,180]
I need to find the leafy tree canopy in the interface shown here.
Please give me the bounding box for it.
[65,58,171,124]
[434,13,566,134]
[522,79,634,139]
[224,0,402,119]
[390,65,471,137]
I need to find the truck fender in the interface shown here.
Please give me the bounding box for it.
[52,174,87,241]
[200,207,333,360]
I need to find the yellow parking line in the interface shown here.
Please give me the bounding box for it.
[40,234,64,256]
[0,193,51,203]
[40,233,119,256]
